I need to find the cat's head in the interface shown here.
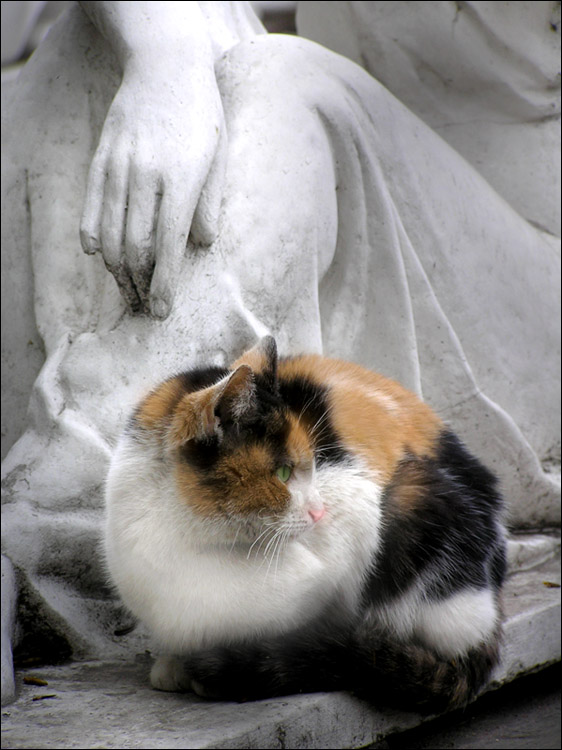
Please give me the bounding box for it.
[165,337,325,545]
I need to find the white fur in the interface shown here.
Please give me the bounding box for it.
[416,588,499,656]
[150,654,191,692]
[368,584,499,658]
[104,433,384,653]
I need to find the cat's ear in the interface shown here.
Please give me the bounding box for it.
[213,364,256,429]
[168,365,255,447]
[232,335,278,392]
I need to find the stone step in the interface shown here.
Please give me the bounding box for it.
[1,551,559,750]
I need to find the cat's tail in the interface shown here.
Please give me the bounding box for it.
[356,629,502,712]
[183,622,502,713]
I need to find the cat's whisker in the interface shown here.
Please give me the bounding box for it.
[310,409,331,438]
[228,523,243,553]
[263,526,282,560]
[264,521,297,583]
[314,440,342,452]
[270,535,283,582]
[249,517,285,560]
[264,527,287,580]
[247,523,277,559]
[297,394,320,424]
[273,526,292,582]
[254,531,276,574]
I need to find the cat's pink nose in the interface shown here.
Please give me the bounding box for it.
[308,505,325,523]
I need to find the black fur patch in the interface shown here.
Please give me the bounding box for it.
[181,434,222,473]
[178,366,229,393]
[364,429,505,603]
[181,612,499,712]
[277,372,349,466]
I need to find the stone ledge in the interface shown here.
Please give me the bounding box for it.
[1,552,560,750]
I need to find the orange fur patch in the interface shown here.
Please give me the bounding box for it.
[168,388,218,447]
[279,355,443,482]
[385,457,434,513]
[136,377,186,431]
[166,366,254,447]
[286,414,314,468]
[231,348,268,374]
[174,462,218,518]
[175,442,290,519]
[218,444,289,515]
[231,339,270,374]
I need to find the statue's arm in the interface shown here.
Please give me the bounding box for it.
[78,1,216,71]
[78,1,227,318]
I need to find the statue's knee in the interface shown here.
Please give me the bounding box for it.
[216,33,322,102]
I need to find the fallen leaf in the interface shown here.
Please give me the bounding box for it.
[23,676,48,686]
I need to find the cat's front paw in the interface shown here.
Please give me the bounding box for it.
[189,677,225,700]
[184,646,265,702]
[150,652,243,699]
[150,654,192,692]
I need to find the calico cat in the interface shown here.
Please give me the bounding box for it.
[104,336,506,712]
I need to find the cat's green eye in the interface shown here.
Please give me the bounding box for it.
[276,464,292,483]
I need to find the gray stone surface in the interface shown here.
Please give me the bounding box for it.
[1,551,559,750]
[369,662,561,749]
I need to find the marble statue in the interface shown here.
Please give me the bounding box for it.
[1,1,560,705]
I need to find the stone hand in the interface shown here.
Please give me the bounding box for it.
[80,67,226,319]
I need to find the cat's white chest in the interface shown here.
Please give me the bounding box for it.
[105,435,383,652]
